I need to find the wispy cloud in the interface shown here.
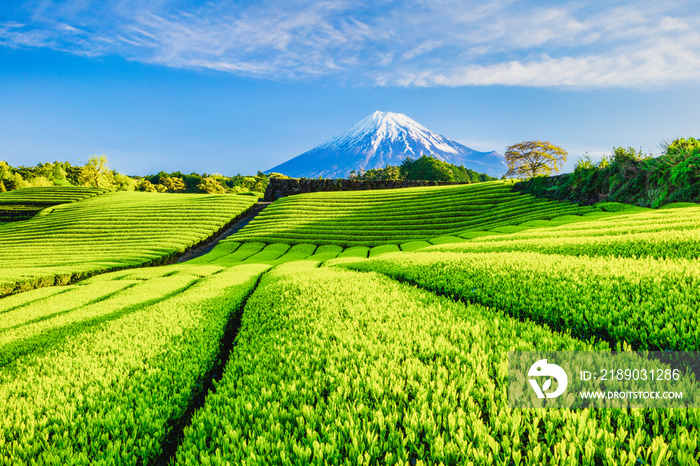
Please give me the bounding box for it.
[1,0,699,88]
[403,40,444,60]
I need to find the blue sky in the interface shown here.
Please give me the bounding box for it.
[1,0,699,176]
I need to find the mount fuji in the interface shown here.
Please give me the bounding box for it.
[266,111,507,178]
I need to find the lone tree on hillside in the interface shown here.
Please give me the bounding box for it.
[505,141,567,179]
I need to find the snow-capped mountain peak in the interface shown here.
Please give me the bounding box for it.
[266,111,506,178]
[322,111,457,155]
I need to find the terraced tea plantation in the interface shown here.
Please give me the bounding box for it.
[0,186,110,221]
[0,186,110,206]
[1,183,700,465]
[0,190,256,297]
[173,264,700,466]
[0,261,269,465]
[228,181,596,246]
[429,203,700,259]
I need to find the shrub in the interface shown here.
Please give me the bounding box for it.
[197,177,227,194]
[612,146,647,164]
[137,179,159,192]
[517,139,700,207]
[574,154,596,172]
[664,137,700,161]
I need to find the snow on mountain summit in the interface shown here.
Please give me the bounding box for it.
[322,111,459,155]
[266,111,507,178]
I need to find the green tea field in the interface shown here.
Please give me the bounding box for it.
[0,188,256,297]
[1,182,699,465]
[228,181,596,246]
[0,186,111,222]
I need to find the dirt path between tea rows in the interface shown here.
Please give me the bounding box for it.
[176,201,271,263]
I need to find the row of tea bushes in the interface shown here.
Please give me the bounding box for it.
[0,191,256,297]
[333,251,700,351]
[230,181,593,246]
[172,265,698,465]
[0,263,269,465]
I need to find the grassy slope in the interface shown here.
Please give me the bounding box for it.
[0,186,111,205]
[0,186,111,221]
[5,246,699,464]
[2,184,700,463]
[0,191,256,297]
[428,203,700,259]
[325,200,700,351]
[227,181,594,247]
[332,250,700,351]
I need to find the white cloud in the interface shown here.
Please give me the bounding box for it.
[1,0,699,88]
[403,40,443,60]
[396,37,700,88]
[659,16,689,31]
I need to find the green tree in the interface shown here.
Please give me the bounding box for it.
[79,155,111,187]
[664,138,700,188]
[400,155,455,181]
[11,173,26,190]
[50,162,70,185]
[663,137,700,162]
[0,161,26,191]
[252,171,268,192]
[27,176,53,187]
[113,173,136,191]
[197,177,227,194]
[160,176,186,192]
[354,165,402,181]
[505,141,568,179]
[137,179,159,192]
[0,161,11,184]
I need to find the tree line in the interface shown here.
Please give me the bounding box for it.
[0,155,273,195]
[516,137,700,207]
[349,155,496,183]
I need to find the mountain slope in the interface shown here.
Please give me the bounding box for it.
[266,111,507,178]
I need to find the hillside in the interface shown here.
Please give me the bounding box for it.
[0,186,110,221]
[0,191,255,296]
[2,183,700,464]
[228,181,595,246]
